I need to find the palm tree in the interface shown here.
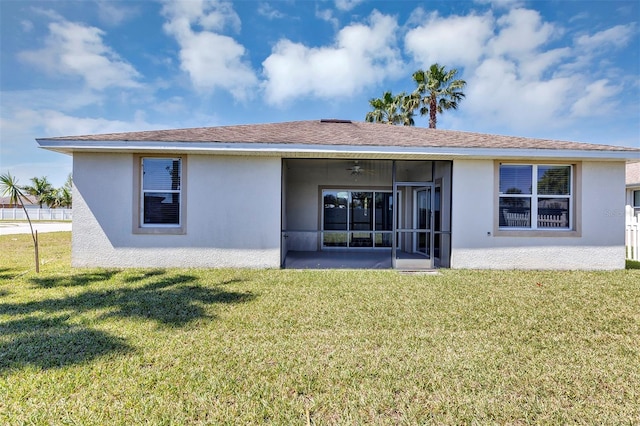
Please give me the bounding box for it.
[365,91,415,126]
[1,172,40,272]
[47,174,73,209]
[57,186,72,208]
[22,176,54,208]
[57,174,73,208]
[410,63,466,129]
[42,188,60,208]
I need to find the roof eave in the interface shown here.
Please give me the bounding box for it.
[37,139,638,161]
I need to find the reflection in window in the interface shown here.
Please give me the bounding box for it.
[537,166,570,195]
[375,192,393,231]
[500,165,532,194]
[499,164,571,230]
[350,192,373,231]
[322,190,393,248]
[323,191,348,230]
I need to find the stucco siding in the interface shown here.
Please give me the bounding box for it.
[450,159,626,270]
[72,153,281,268]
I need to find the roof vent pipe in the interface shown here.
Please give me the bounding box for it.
[320,119,352,124]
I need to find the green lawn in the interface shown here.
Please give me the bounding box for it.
[1,232,639,424]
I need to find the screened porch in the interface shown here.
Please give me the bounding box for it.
[280,159,452,270]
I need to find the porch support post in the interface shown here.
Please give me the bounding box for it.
[392,160,397,269]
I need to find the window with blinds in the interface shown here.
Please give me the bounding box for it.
[499,164,572,230]
[141,157,181,226]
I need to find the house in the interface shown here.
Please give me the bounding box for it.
[0,194,38,208]
[626,162,640,217]
[37,120,640,270]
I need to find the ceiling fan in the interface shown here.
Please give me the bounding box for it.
[346,160,371,176]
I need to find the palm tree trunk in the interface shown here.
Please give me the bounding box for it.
[429,97,437,129]
[34,230,39,273]
[20,198,39,273]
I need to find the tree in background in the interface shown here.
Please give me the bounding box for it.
[410,63,466,129]
[365,63,466,129]
[365,91,415,126]
[56,174,73,208]
[22,176,54,208]
[47,174,73,208]
[1,172,40,272]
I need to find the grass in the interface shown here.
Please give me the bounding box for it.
[1,232,639,424]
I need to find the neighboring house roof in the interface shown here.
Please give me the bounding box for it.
[38,119,640,161]
[627,162,640,187]
[0,194,38,207]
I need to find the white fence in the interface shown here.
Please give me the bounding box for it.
[626,206,639,261]
[0,208,72,221]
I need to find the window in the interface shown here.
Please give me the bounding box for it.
[134,156,186,234]
[634,190,640,208]
[499,164,572,230]
[322,189,393,248]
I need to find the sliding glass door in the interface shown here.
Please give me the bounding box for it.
[322,190,393,249]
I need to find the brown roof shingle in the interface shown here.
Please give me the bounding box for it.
[40,120,639,153]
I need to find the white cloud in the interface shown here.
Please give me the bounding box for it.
[473,0,525,9]
[575,24,635,51]
[487,9,568,80]
[152,96,188,115]
[262,10,403,105]
[465,58,575,129]
[516,47,571,80]
[20,20,34,32]
[403,4,637,134]
[316,7,339,30]
[5,108,158,138]
[0,108,159,187]
[40,110,159,136]
[404,12,494,68]
[569,12,589,23]
[162,0,257,100]
[570,79,622,117]
[489,8,560,58]
[1,89,103,114]
[258,3,285,20]
[163,0,241,33]
[30,7,65,22]
[335,0,364,12]
[18,20,141,90]
[96,1,138,26]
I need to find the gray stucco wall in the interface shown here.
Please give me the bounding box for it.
[72,152,281,268]
[450,159,626,270]
[71,153,626,270]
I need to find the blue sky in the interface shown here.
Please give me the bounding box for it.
[1,0,639,187]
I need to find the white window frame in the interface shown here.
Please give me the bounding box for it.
[133,155,187,235]
[498,163,573,232]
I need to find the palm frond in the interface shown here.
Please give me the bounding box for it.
[410,63,467,128]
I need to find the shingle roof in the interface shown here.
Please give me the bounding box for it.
[0,195,39,206]
[40,120,639,153]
